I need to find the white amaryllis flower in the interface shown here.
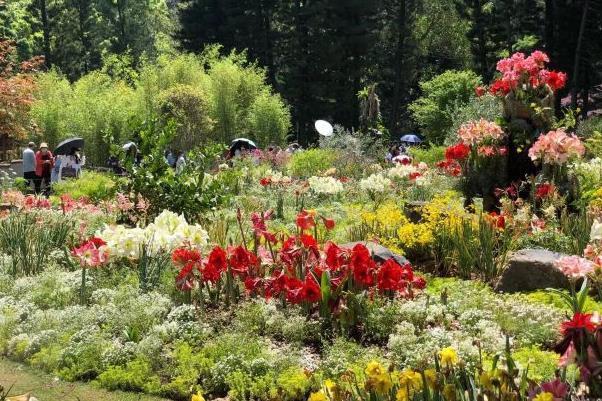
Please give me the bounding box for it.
[387,164,418,179]
[359,173,392,193]
[591,219,602,242]
[308,176,344,195]
[96,210,209,260]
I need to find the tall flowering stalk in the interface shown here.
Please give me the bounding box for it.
[71,236,109,304]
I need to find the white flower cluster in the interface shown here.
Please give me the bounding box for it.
[97,210,209,259]
[359,173,392,193]
[265,169,292,185]
[308,176,344,195]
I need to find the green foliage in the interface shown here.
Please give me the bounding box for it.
[52,171,119,202]
[247,91,291,146]
[409,70,482,144]
[288,149,338,178]
[408,146,446,165]
[446,94,503,144]
[511,346,559,382]
[0,212,75,277]
[96,358,162,394]
[31,71,140,166]
[125,125,230,221]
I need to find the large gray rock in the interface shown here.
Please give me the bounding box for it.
[494,248,570,293]
[340,241,408,266]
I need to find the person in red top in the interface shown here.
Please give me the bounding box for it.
[35,142,54,195]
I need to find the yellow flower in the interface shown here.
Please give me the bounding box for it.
[366,373,392,395]
[308,390,329,401]
[423,369,437,389]
[191,393,205,401]
[365,360,386,378]
[438,347,459,367]
[399,369,422,392]
[396,388,410,401]
[442,383,456,401]
[324,379,337,392]
[533,392,554,401]
[478,369,501,390]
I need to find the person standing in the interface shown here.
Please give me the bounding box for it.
[35,142,54,195]
[175,151,186,175]
[22,142,37,190]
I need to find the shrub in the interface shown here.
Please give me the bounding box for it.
[408,146,446,165]
[409,70,482,144]
[288,148,339,178]
[446,94,502,144]
[95,357,162,394]
[52,171,119,202]
[247,91,291,147]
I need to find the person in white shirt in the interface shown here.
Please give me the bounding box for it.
[175,151,186,175]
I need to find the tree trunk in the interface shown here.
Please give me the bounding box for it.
[390,0,407,136]
[76,0,90,74]
[39,0,51,67]
[571,0,589,110]
[473,0,488,78]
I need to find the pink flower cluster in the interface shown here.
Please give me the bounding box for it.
[528,129,585,165]
[457,118,505,146]
[490,50,567,96]
[555,255,594,279]
[71,237,109,268]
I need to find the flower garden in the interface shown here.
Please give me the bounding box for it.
[2,49,602,401]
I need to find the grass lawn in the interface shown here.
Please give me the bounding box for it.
[0,358,173,401]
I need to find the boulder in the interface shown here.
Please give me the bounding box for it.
[340,241,408,266]
[494,248,570,293]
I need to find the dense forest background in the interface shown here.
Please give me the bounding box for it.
[1,0,601,144]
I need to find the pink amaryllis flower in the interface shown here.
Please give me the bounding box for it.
[528,129,585,165]
[554,255,594,279]
[72,237,109,268]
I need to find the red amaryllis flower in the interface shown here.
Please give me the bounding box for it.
[561,313,596,336]
[535,183,555,199]
[350,244,375,286]
[488,212,506,229]
[376,259,404,291]
[322,216,336,230]
[259,177,271,186]
[408,172,421,181]
[201,262,221,283]
[445,143,470,160]
[296,210,315,230]
[300,275,322,303]
[207,246,228,272]
[228,246,258,277]
[489,79,511,96]
[244,276,264,293]
[172,248,202,266]
[176,262,197,291]
[325,242,347,271]
[475,86,486,97]
[545,71,567,92]
[88,236,107,248]
[300,233,318,249]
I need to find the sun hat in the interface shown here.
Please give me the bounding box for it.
[40,142,48,149]
[28,142,36,147]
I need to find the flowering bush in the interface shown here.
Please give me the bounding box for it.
[529,129,585,166]
[457,118,506,146]
[489,50,567,97]
[171,210,425,327]
[308,176,344,195]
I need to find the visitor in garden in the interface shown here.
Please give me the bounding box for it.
[22,142,37,191]
[165,149,176,168]
[386,145,400,162]
[34,142,54,195]
[175,151,186,174]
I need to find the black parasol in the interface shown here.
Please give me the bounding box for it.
[54,137,85,155]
